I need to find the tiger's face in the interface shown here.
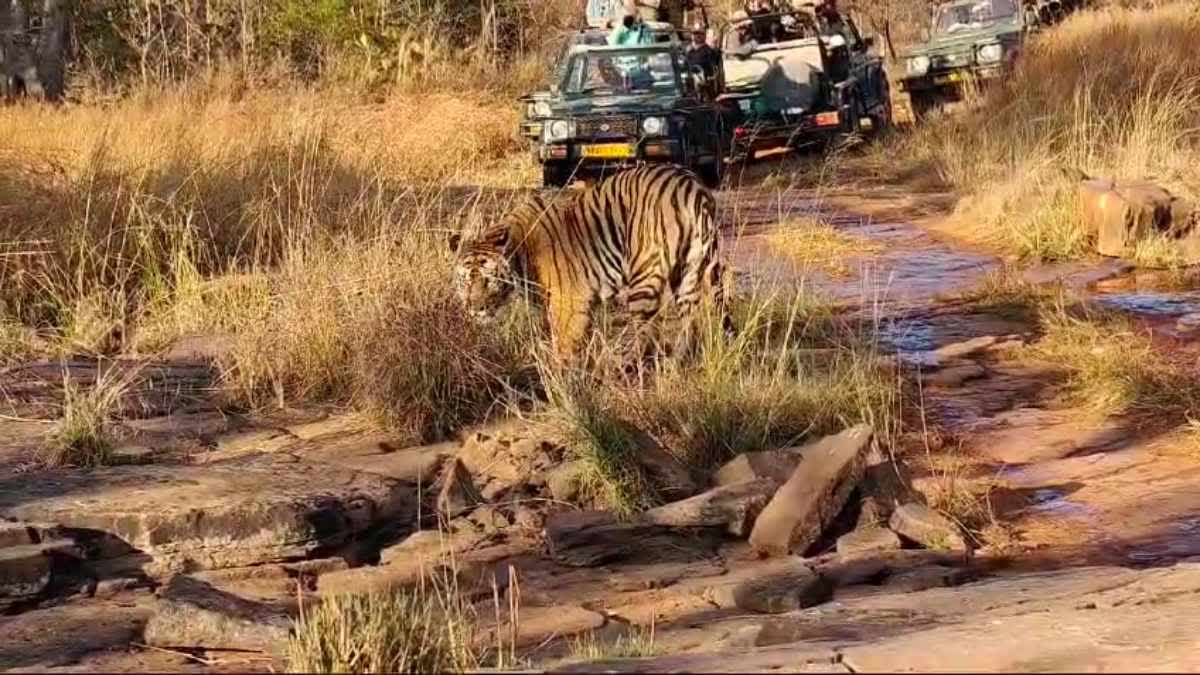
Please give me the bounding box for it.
[450,233,515,324]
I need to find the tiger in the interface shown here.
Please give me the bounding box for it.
[449,164,732,364]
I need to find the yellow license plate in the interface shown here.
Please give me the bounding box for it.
[936,71,962,84]
[582,143,635,159]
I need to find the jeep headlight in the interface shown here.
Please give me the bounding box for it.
[641,116,665,136]
[533,100,552,117]
[546,120,572,142]
[976,42,1003,64]
[907,55,930,75]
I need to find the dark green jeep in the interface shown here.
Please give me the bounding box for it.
[535,42,730,188]
[898,0,1037,119]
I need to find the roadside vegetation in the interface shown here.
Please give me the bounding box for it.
[895,3,1200,262]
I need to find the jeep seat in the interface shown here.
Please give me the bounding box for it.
[724,40,824,112]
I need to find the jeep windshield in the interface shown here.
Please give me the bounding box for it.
[933,0,1018,34]
[561,48,681,97]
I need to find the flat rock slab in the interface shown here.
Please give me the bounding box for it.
[0,597,153,671]
[544,511,719,568]
[0,540,78,607]
[0,455,416,575]
[888,502,969,553]
[143,575,291,655]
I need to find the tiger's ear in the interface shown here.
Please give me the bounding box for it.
[448,232,462,253]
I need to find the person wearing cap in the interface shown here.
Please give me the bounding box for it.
[686,25,720,83]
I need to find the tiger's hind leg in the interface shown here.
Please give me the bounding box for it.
[619,269,669,369]
[670,245,732,361]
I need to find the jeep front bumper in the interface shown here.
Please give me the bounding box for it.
[538,137,683,168]
[899,64,1004,92]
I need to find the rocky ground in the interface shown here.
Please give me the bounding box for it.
[4,170,1200,672]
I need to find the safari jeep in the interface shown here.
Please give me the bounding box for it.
[898,0,1039,119]
[718,6,891,159]
[518,23,689,145]
[534,42,730,188]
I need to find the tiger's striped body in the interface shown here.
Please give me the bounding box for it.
[450,165,730,362]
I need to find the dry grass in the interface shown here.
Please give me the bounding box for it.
[899,4,1200,262]
[1027,300,1200,416]
[286,584,477,673]
[763,218,883,277]
[44,364,140,467]
[567,624,659,663]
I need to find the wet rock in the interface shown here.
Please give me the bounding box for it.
[436,458,484,520]
[714,450,804,487]
[749,425,874,557]
[889,502,970,553]
[143,575,290,654]
[0,455,416,576]
[544,511,716,568]
[643,479,778,537]
[836,527,902,556]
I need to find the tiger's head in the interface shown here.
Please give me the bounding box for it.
[449,194,553,324]
[449,225,516,325]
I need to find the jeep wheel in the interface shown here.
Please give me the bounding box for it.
[698,157,722,189]
[542,163,573,188]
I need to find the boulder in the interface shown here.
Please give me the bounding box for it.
[714,450,805,487]
[889,502,970,553]
[0,455,416,576]
[142,575,291,654]
[436,458,484,520]
[857,449,925,525]
[1078,178,1179,258]
[457,428,561,493]
[642,479,778,537]
[836,527,902,556]
[749,425,874,557]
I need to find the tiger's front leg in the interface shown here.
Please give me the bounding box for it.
[547,289,596,368]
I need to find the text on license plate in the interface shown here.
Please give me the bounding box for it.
[582,143,635,159]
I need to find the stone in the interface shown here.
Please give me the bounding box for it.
[285,414,369,441]
[633,440,702,501]
[200,428,302,463]
[544,511,717,568]
[327,442,449,485]
[0,598,154,671]
[0,543,55,607]
[94,577,150,599]
[857,450,925,523]
[889,502,970,553]
[885,564,979,593]
[436,458,484,520]
[457,429,560,492]
[605,557,727,592]
[546,461,585,503]
[734,567,833,614]
[1078,178,1177,257]
[512,505,544,533]
[714,450,804,487]
[921,362,986,388]
[836,527,902,556]
[931,335,1000,361]
[467,505,511,533]
[642,479,778,537]
[749,425,874,557]
[143,575,291,654]
[476,604,606,649]
[0,520,62,548]
[380,528,486,566]
[0,454,417,575]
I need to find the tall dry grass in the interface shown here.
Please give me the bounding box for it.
[898,3,1200,261]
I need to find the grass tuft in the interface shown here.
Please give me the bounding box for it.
[568,625,659,663]
[763,217,882,277]
[287,586,477,674]
[44,366,139,467]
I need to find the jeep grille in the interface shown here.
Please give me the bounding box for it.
[933,53,971,69]
[577,115,638,137]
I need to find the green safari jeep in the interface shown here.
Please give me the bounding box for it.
[898,0,1037,119]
